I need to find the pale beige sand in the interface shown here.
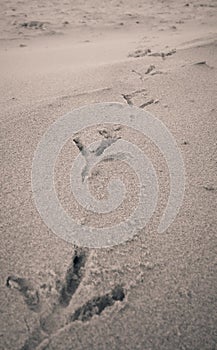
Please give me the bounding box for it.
[0,1,217,349]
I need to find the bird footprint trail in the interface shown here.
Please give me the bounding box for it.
[6,249,125,350]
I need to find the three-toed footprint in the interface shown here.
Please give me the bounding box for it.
[6,248,125,350]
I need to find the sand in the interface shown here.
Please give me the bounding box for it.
[0,0,217,349]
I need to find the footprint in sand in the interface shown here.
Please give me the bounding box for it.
[6,248,126,350]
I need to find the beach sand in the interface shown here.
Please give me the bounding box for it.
[0,0,217,349]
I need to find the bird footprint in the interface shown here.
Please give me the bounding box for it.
[6,248,125,350]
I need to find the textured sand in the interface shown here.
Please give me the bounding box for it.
[0,1,217,349]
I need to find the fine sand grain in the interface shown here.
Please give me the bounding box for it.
[0,1,217,349]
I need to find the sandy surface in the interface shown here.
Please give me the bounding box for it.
[0,0,217,349]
